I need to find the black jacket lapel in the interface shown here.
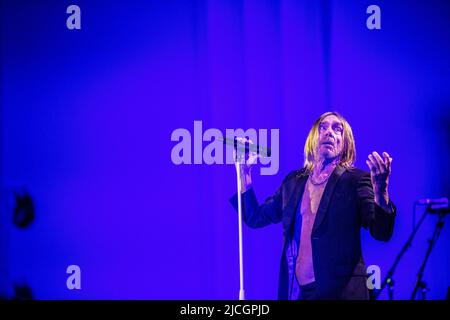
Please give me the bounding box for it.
[312,165,346,235]
[283,170,308,238]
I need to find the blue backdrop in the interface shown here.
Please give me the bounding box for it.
[1,0,449,299]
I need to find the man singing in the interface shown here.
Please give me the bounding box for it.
[230,112,395,300]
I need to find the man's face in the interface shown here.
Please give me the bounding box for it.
[316,115,344,161]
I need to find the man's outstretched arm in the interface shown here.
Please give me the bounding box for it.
[359,151,396,241]
[229,186,283,229]
[229,140,283,228]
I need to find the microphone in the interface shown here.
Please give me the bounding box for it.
[415,197,449,214]
[415,198,449,205]
[428,206,450,214]
[218,136,272,157]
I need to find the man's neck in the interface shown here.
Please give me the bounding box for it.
[312,157,339,177]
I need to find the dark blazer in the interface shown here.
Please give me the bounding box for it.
[230,165,396,300]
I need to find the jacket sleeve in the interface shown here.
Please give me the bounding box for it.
[357,172,396,241]
[229,183,283,229]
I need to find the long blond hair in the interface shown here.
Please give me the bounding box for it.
[303,112,356,173]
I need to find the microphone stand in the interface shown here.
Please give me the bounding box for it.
[234,152,245,300]
[410,212,446,300]
[375,207,429,300]
[226,137,269,300]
